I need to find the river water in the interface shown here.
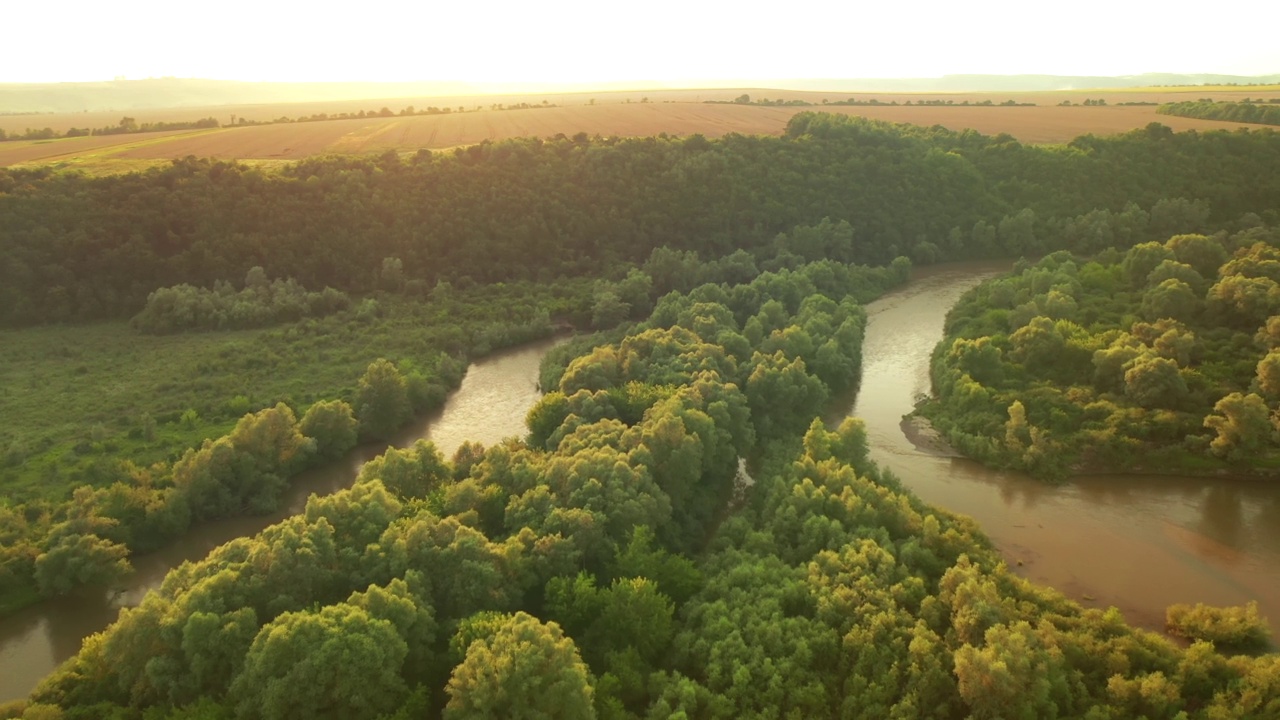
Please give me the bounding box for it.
[848,261,1280,632]
[0,336,563,703]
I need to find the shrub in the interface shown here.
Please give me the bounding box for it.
[1166,601,1272,652]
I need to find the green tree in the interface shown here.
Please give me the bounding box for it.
[1258,351,1280,400]
[355,440,451,498]
[379,256,405,293]
[1204,392,1272,459]
[1122,242,1175,287]
[745,350,828,439]
[591,287,630,330]
[229,603,408,720]
[1142,278,1200,322]
[1166,601,1272,652]
[357,358,412,440]
[1165,233,1227,278]
[33,532,131,597]
[1124,356,1188,409]
[299,400,358,460]
[444,611,595,720]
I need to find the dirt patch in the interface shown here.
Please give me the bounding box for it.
[900,414,961,457]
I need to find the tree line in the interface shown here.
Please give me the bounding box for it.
[1159,100,1280,126]
[3,114,1280,326]
[0,117,219,142]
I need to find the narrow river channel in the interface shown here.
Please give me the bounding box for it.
[0,336,565,703]
[847,261,1280,633]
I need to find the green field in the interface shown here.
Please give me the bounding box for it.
[0,282,591,507]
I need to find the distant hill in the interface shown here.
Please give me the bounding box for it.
[2,74,1278,114]
[0,78,484,114]
[774,73,1280,93]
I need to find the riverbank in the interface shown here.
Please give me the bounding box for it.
[899,415,961,457]
[848,261,1280,638]
[0,335,567,703]
[916,402,1280,483]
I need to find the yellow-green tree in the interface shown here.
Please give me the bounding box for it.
[444,612,595,719]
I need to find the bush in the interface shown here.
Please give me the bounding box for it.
[1166,601,1273,652]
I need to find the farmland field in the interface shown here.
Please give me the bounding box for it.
[1,87,1273,173]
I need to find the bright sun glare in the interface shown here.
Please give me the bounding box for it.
[3,0,1278,84]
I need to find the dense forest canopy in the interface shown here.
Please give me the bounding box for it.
[18,263,1279,720]
[2,114,1279,326]
[923,225,1280,478]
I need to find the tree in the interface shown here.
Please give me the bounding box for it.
[745,350,829,439]
[33,532,131,597]
[1166,601,1272,652]
[1258,351,1280,400]
[1122,241,1175,287]
[591,288,630,330]
[1204,392,1272,459]
[357,358,412,440]
[379,256,405,293]
[545,573,675,667]
[1208,274,1280,328]
[1124,356,1188,409]
[953,622,1074,720]
[610,525,702,605]
[229,603,408,719]
[355,440,451,498]
[299,400,358,460]
[444,612,595,720]
[1167,233,1223,278]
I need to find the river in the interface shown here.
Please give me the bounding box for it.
[848,261,1280,632]
[0,336,564,703]
[7,266,1280,702]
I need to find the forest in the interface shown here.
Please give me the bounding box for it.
[923,226,1280,478]
[2,114,1280,328]
[2,114,1280,716]
[1159,100,1280,127]
[12,257,1280,720]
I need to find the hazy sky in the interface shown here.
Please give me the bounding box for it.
[4,1,1278,84]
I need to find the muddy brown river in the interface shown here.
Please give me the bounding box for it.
[848,261,1280,632]
[4,264,1280,702]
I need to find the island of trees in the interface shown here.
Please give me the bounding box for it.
[925,226,1280,478]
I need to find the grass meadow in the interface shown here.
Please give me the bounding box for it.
[0,281,591,507]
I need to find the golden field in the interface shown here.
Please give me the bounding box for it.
[1,87,1273,174]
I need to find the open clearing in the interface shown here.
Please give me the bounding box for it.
[1,88,1271,173]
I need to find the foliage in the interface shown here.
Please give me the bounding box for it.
[924,232,1280,477]
[10,118,1280,717]
[0,285,577,613]
[4,117,1280,327]
[356,359,412,441]
[1159,100,1280,127]
[24,262,1280,720]
[130,269,350,334]
[444,612,595,720]
[298,400,358,460]
[1166,602,1273,652]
